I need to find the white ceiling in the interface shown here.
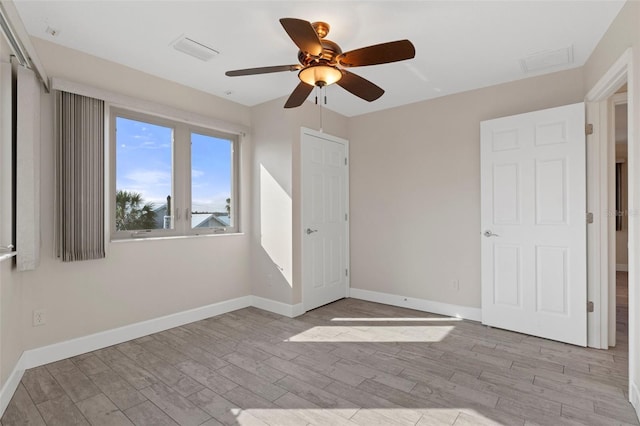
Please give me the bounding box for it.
[14,1,626,117]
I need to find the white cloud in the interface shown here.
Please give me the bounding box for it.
[125,169,171,186]
[192,192,230,212]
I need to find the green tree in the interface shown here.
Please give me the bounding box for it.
[115,190,157,231]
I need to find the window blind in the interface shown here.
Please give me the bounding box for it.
[56,91,105,261]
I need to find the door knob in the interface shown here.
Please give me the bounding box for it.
[484,230,499,237]
[306,228,318,235]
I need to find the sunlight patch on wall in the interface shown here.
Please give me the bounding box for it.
[260,164,293,286]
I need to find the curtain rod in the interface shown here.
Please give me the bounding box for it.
[0,0,50,92]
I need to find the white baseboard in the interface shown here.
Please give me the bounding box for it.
[1,294,309,418]
[22,295,253,369]
[0,354,25,417]
[350,287,482,322]
[617,264,629,272]
[251,296,304,318]
[291,303,305,318]
[21,294,305,370]
[631,381,640,423]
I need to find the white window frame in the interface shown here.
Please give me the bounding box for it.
[110,107,239,240]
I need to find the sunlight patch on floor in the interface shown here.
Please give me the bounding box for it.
[235,407,464,425]
[285,325,455,342]
[330,317,463,322]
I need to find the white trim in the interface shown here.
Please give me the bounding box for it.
[612,92,629,106]
[14,294,305,370]
[617,264,629,272]
[51,78,249,137]
[631,381,640,422]
[586,48,632,102]
[584,47,637,406]
[251,296,304,318]
[23,296,252,369]
[291,303,305,318]
[585,48,633,351]
[350,287,482,322]
[586,100,609,349]
[0,354,25,417]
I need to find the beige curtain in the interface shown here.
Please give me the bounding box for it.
[56,91,105,261]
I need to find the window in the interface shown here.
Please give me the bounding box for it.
[111,108,238,239]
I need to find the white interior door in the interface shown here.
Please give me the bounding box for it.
[301,128,349,311]
[481,103,587,346]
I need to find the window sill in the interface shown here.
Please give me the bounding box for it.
[0,251,17,262]
[110,232,245,244]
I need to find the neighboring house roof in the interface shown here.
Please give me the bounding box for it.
[214,214,230,227]
[191,213,228,229]
[151,205,229,229]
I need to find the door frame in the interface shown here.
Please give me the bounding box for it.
[299,127,350,312]
[608,92,628,349]
[585,47,636,406]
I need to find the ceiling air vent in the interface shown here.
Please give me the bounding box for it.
[172,35,219,61]
[520,45,574,73]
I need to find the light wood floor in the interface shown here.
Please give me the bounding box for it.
[1,282,637,426]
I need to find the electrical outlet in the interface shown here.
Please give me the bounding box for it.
[452,280,460,291]
[33,310,46,327]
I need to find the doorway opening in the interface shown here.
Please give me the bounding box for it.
[612,90,629,384]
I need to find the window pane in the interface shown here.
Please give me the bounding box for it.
[191,132,232,229]
[115,117,173,231]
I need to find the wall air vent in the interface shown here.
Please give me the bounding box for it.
[520,45,574,73]
[172,35,219,62]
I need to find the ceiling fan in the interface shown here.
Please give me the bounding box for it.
[225,18,416,108]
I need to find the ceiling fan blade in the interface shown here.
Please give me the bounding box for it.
[280,18,323,57]
[225,64,301,77]
[284,81,314,108]
[337,71,384,102]
[337,40,416,67]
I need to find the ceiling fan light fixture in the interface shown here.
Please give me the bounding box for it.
[298,65,342,87]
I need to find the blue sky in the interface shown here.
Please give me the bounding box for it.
[116,117,231,213]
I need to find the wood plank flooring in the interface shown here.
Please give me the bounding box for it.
[2,279,637,426]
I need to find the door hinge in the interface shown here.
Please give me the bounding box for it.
[586,212,594,224]
[345,268,348,277]
[585,123,594,135]
[345,213,348,221]
[587,301,594,312]
[345,157,348,166]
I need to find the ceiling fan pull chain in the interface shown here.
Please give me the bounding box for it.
[319,86,324,133]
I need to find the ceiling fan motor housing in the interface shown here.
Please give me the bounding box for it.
[297,39,342,66]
